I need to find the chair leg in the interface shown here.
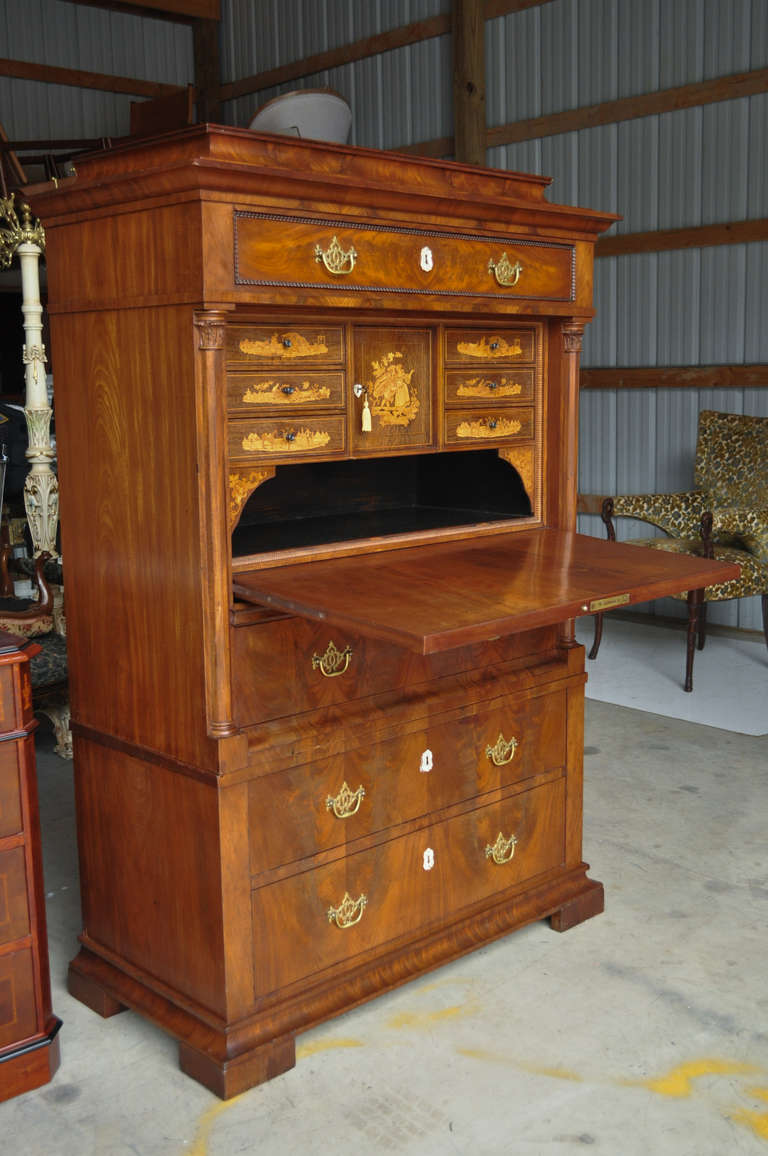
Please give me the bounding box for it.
[762,595,768,651]
[685,589,703,692]
[588,612,603,660]
[697,603,707,651]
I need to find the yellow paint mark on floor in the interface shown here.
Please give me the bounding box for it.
[746,1086,768,1104]
[456,1047,581,1081]
[388,1005,469,1029]
[296,1037,364,1059]
[732,1109,768,1141]
[628,1059,760,1099]
[188,1096,242,1156]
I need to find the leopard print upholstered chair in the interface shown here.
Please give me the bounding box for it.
[589,409,768,692]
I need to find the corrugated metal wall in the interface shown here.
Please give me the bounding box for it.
[0,0,192,143]
[3,0,765,628]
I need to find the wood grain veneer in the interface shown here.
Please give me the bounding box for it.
[27,127,733,1098]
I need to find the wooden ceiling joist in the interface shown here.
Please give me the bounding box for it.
[597,218,768,258]
[581,365,768,390]
[0,57,183,99]
[219,0,556,105]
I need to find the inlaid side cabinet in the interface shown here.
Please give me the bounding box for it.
[0,632,61,1101]
[30,128,737,1098]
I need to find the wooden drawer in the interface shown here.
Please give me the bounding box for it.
[0,847,30,946]
[251,777,565,993]
[226,325,344,365]
[231,614,559,726]
[445,408,534,446]
[0,743,22,839]
[0,947,38,1050]
[249,689,566,873]
[234,213,574,303]
[444,368,535,406]
[228,416,346,464]
[227,371,345,414]
[445,328,536,364]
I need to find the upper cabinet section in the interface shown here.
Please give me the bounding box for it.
[27,126,618,317]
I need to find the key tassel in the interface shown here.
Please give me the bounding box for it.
[362,395,372,432]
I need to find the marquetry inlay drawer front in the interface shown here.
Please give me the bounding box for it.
[225,325,345,366]
[0,947,37,1049]
[0,847,30,946]
[248,689,567,873]
[228,416,346,464]
[230,614,559,726]
[444,329,536,365]
[226,372,345,414]
[0,743,22,838]
[234,212,575,303]
[444,368,535,406]
[445,408,534,446]
[250,777,565,993]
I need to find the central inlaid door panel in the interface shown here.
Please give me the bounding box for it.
[350,327,433,454]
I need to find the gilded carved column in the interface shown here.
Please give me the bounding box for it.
[0,195,58,557]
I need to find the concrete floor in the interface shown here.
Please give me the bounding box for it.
[4,699,768,1155]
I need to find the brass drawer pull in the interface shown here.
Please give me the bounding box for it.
[326,781,365,819]
[327,891,367,929]
[314,235,357,276]
[312,641,353,677]
[485,732,518,766]
[485,832,518,865]
[281,384,295,395]
[488,252,523,287]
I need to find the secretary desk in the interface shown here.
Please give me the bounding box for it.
[29,127,737,1097]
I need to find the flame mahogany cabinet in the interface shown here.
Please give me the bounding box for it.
[30,127,737,1098]
[0,632,61,1101]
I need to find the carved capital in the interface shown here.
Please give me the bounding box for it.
[0,194,45,269]
[194,312,228,351]
[562,322,585,354]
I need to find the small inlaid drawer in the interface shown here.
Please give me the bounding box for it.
[445,408,534,446]
[228,416,346,463]
[248,689,566,873]
[0,846,30,946]
[444,368,535,406]
[226,325,344,365]
[227,372,345,413]
[250,777,565,994]
[445,329,536,365]
[0,743,22,839]
[0,947,37,1049]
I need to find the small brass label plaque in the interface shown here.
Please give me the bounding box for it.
[588,593,631,613]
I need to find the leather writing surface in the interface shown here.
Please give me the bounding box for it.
[233,528,740,654]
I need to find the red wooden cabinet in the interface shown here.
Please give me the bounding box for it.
[0,632,60,1102]
[29,128,737,1099]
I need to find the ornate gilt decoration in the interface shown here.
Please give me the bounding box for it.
[456,377,522,398]
[24,471,59,558]
[485,832,518,865]
[0,195,45,269]
[326,781,366,819]
[485,732,519,766]
[499,447,535,502]
[456,335,523,359]
[229,467,275,528]
[368,351,419,427]
[241,427,331,454]
[488,252,523,288]
[456,417,522,440]
[327,891,368,929]
[314,235,357,276]
[312,641,353,678]
[239,332,329,358]
[562,322,585,353]
[242,380,331,405]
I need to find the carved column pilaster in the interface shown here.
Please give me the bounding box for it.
[560,321,586,648]
[194,309,237,740]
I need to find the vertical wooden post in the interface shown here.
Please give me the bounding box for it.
[559,320,585,649]
[452,0,486,165]
[194,18,221,124]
